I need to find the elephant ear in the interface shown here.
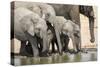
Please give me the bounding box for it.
[27,24,35,36]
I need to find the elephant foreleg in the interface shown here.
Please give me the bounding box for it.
[74,35,81,52]
[40,31,49,57]
[71,34,78,53]
[63,35,70,52]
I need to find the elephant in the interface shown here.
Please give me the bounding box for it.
[13,1,63,55]
[11,7,49,57]
[48,16,81,53]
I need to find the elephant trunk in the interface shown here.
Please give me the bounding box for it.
[54,23,62,55]
[89,16,95,43]
[40,30,49,53]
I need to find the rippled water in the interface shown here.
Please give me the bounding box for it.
[11,51,97,66]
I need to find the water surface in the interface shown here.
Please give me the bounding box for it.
[11,51,97,66]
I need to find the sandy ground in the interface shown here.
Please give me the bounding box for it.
[11,7,97,53]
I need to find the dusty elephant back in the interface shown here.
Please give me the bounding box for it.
[14,1,56,19]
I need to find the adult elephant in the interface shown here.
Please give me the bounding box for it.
[11,7,49,57]
[14,1,62,55]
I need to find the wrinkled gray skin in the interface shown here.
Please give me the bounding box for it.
[11,7,48,57]
[14,1,62,55]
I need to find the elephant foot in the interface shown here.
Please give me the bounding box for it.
[51,50,58,54]
[69,50,78,54]
[19,51,33,57]
[90,38,95,43]
[39,51,49,57]
[63,49,70,53]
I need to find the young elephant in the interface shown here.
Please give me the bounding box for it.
[62,20,81,53]
[12,7,49,57]
[49,16,81,53]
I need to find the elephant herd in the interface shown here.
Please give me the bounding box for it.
[11,1,95,57]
